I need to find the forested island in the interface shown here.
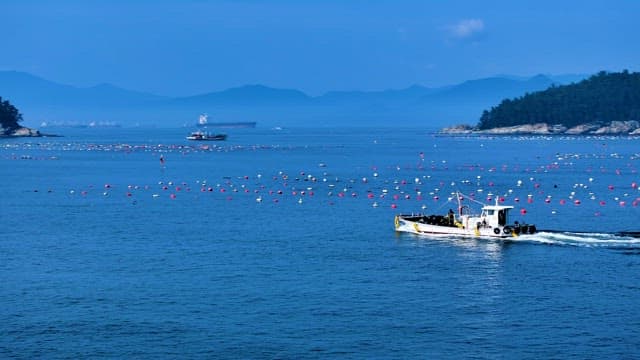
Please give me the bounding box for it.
[444,71,640,135]
[0,96,41,137]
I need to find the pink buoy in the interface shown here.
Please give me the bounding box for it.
[559,199,566,205]
[574,199,581,205]
[391,204,397,209]
[520,208,527,215]
[170,194,176,199]
[599,201,606,206]
[608,185,614,190]
[619,201,626,207]
[632,182,638,189]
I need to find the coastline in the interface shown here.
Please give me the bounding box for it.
[0,126,60,138]
[441,121,640,136]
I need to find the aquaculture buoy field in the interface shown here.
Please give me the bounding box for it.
[2,126,640,358]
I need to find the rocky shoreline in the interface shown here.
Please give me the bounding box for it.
[0,126,60,138]
[442,121,640,135]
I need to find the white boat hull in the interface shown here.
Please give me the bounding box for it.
[394,215,529,239]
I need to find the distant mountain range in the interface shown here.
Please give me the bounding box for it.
[0,70,588,128]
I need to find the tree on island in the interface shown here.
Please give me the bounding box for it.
[0,96,24,132]
[477,70,640,130]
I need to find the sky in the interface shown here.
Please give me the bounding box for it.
[3,0,639,97]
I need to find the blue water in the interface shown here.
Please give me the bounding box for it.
[1,127,640,358]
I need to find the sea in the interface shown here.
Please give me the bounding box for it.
[1,126,639,359]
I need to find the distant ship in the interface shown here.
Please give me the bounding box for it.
[196,113,256,128]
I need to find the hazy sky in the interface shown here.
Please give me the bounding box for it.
[3,0,639,96]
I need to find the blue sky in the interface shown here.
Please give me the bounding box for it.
[3,0,639,96]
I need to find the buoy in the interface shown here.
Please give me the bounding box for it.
[520,208,527,215]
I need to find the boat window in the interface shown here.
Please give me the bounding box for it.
[498,210,506,225]
[486,210,494,215]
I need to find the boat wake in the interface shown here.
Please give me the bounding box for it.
[512,230,640,250]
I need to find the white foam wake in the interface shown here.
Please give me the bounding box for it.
[514,231,640,248]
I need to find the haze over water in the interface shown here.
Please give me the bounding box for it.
[1,127,639,358]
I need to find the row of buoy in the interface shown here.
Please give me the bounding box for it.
[12,142,639,221]
[42,170,640,214]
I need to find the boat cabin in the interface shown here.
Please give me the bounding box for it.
[479,204,514,229]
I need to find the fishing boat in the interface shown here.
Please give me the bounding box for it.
[395,192,537,238]
[186,130,227,141]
